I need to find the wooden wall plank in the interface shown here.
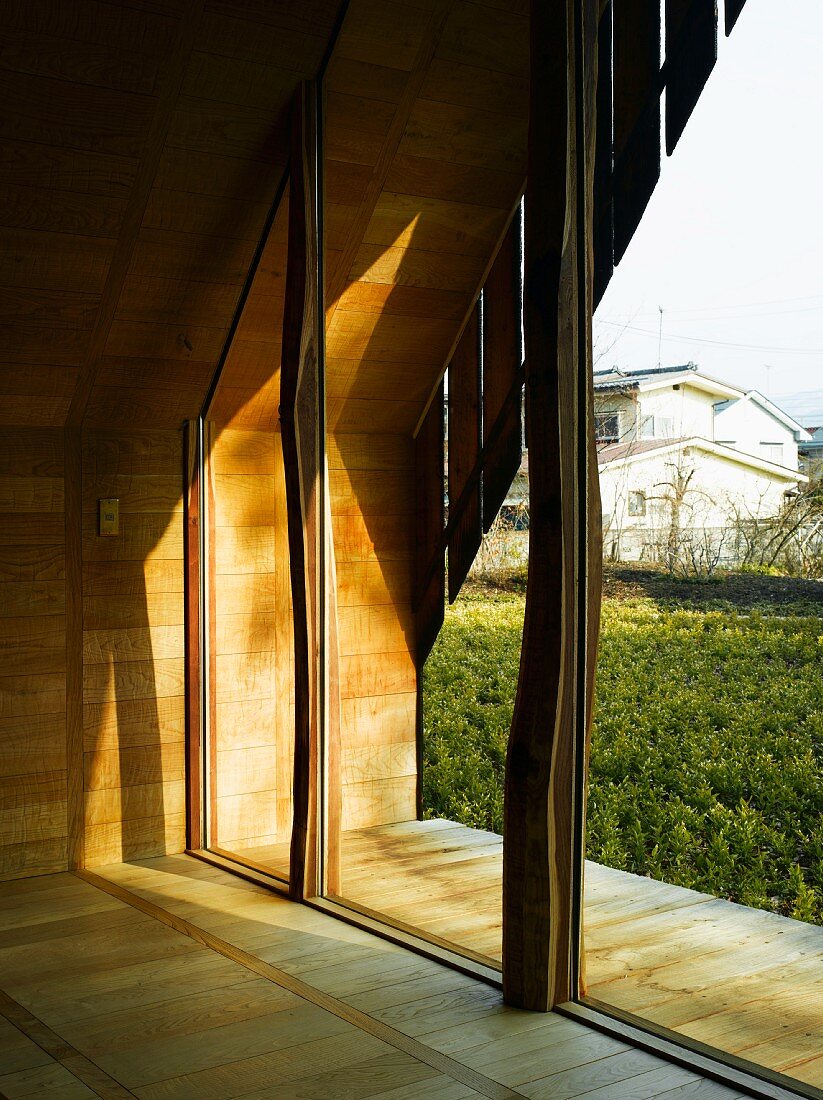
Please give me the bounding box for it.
[81,427,186,867]
[0,428,68,880]
[64,428,83,869]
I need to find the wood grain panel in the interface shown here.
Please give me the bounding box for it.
[209,427,292,862]
[81,427,186,867]
[0,428,67,879]
[0,714,67,779]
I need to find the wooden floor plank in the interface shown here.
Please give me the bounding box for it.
[0,1060,98,1098]
[239,819,821,1091]
[0,1015,53,1074]
[0,857,814,1099]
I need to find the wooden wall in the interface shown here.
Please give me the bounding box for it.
[210,426,293,856]
[0,0,531,880]
[331,433,417,830]
[0,426,188,876]
[0,429,68,880]
[81,429,186,867]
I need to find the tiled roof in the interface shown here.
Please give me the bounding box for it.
[596,437,689,463]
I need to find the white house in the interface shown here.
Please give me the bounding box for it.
[594,365,812,563]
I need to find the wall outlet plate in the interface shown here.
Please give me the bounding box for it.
[99,498,119,536]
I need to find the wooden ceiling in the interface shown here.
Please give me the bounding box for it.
[324,0,528,435]
[0,0,337,430]
[1,0,529,435]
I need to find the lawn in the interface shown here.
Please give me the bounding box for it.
[421,566,823,923]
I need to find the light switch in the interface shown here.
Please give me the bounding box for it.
[99,498,119,536]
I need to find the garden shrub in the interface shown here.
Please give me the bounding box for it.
[422,574,823,923]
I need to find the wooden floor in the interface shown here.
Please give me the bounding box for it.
[238,818,823,1092]
[0,856,754,1100]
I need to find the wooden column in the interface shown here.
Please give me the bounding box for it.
[183,421,202,852]
[503,0,601,1011]
[204,421,218,848]
[280,82,339,900]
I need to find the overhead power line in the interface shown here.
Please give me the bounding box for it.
[596,319,823,356]
[601,292,823,320]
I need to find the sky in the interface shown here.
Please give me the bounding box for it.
[593,0,823,424]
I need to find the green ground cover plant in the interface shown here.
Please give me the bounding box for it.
[422,566,823,923]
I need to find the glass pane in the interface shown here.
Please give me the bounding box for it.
[204,183,294,880]
[208,424,293,879]
[585,6,823,1085]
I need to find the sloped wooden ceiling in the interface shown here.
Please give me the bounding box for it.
[324,0,528,436]
[205,0,530,436]
[0,0,341,431]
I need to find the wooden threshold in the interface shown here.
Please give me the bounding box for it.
[565,1001,822,1100]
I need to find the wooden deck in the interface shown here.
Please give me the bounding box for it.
[0,855,751,1100]
[237,818,823,1091]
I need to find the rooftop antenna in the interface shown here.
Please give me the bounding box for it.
[764,363,772,396]
[657,306,664,368]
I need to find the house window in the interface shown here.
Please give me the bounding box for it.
[641,415,674,439]
[761,442,783,464]
[595,412,620,443]
[628,490,646,516]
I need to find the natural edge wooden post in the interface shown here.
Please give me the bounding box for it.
[280,82,330,901]
[183,420,202,852]
[503,0,601,1011]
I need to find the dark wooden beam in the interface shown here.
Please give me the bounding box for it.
[665,0,718,155]
[416,362,525,607]
[593,0,614,304]
[447,306,483,603]
[482,210,523,529]
[281,83,322,901]
[414,380,446,665]
[725,0,746,33]
[613,0,661,264]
